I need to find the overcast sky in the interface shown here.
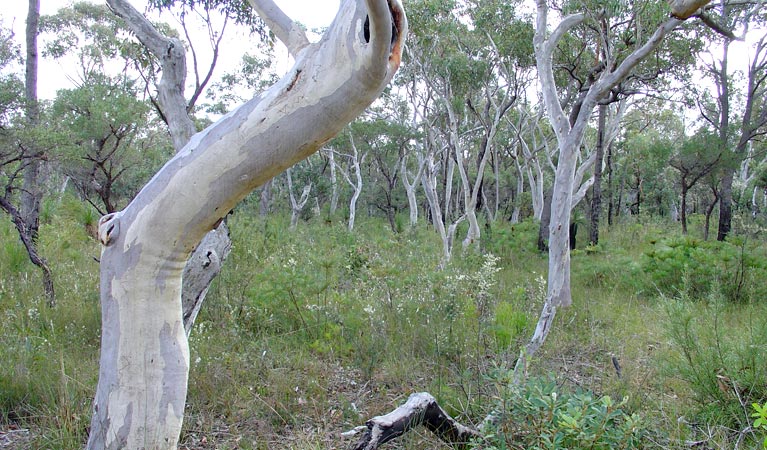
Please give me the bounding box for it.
[0,1,758,102]
[1,0,339,98]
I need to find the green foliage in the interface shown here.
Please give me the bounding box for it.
[0,208,100,448]
[485,218,540,260]
[642,236,767,302]
[752,402,767,448]
[661,287,767,441]
[40,2,159,74]
[482,376,649,450]
[51,75,169,213]
[491,302,528,351]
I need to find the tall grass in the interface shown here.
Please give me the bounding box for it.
[1,199,765,448]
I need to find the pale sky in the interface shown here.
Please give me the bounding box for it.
[1,0,340,98]
[0,1,759,103]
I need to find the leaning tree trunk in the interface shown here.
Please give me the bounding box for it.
[105,0,233,336]
[86,1,406,448]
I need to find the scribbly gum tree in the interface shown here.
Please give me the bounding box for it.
[515,0,717,375]
[85,1,406,448]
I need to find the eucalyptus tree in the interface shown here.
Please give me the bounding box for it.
[20,0,42,244]
[97,0,273,335]
[405,0,532,254]
[693,2,767,240]
[85,1,406,448]
[286,166,313,229]
[517,0,712,375]
[51,76,163,215]
[353,105,415,233]
[670,129,723,234]
[617,105,681,218]
[0,24,54,306]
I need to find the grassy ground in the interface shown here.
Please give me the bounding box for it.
[1,197,766,449]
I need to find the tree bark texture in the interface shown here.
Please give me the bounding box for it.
[86,1,407,448]
[20,0,42,243]
[106,0,233,334]
[589,104,606,245]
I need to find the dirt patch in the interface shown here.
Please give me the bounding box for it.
[0,426,33,449]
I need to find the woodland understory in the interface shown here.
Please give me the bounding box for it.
[2,0,767,448]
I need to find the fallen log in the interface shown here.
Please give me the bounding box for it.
[344,392,483,450]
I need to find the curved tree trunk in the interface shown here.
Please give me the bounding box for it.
[86,1,406,448]
[106,0,233,335]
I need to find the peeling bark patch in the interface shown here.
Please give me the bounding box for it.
[112,403,132,449]
[287,69,302,92]
[158,322,188,427]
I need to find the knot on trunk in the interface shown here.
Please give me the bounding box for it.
[98,211,121,246]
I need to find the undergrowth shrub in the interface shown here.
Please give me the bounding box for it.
[482,376,650,449]
[642,236,767,302]
[661,284,767,443]
[485,218,539,260]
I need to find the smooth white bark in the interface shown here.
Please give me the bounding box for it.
[517,0,684,378]
[400,153,424,226]
[87,1,406,448]
[287,168,312,229]
[326,148,339,215]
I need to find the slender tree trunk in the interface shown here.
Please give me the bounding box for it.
[287,168,312,229]
[704,186,719,240]
[345,134,366,232]
[718,170,734,240]
[606,141,614,226]
[716,41,732,241]
[537,189,552,252]
[328,149,339,215]
[21,0,42,242]
[16,0,55,307]
[589,104,606,245]
[681,183,689,234]
[0,197,54,306]
[422,155,452,265]
[259,178,273,217]
[401,155,423,226]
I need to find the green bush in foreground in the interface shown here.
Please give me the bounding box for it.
[661,283,767,443]
[482,376,649,450]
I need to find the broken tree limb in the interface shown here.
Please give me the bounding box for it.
[346,393,483,450]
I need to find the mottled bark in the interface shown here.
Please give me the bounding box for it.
[182,222,231,336]
[87,1,406,448]
[105,0,232,334]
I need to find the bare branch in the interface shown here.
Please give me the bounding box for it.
[696,12,739,40]
[247,0,310,58]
